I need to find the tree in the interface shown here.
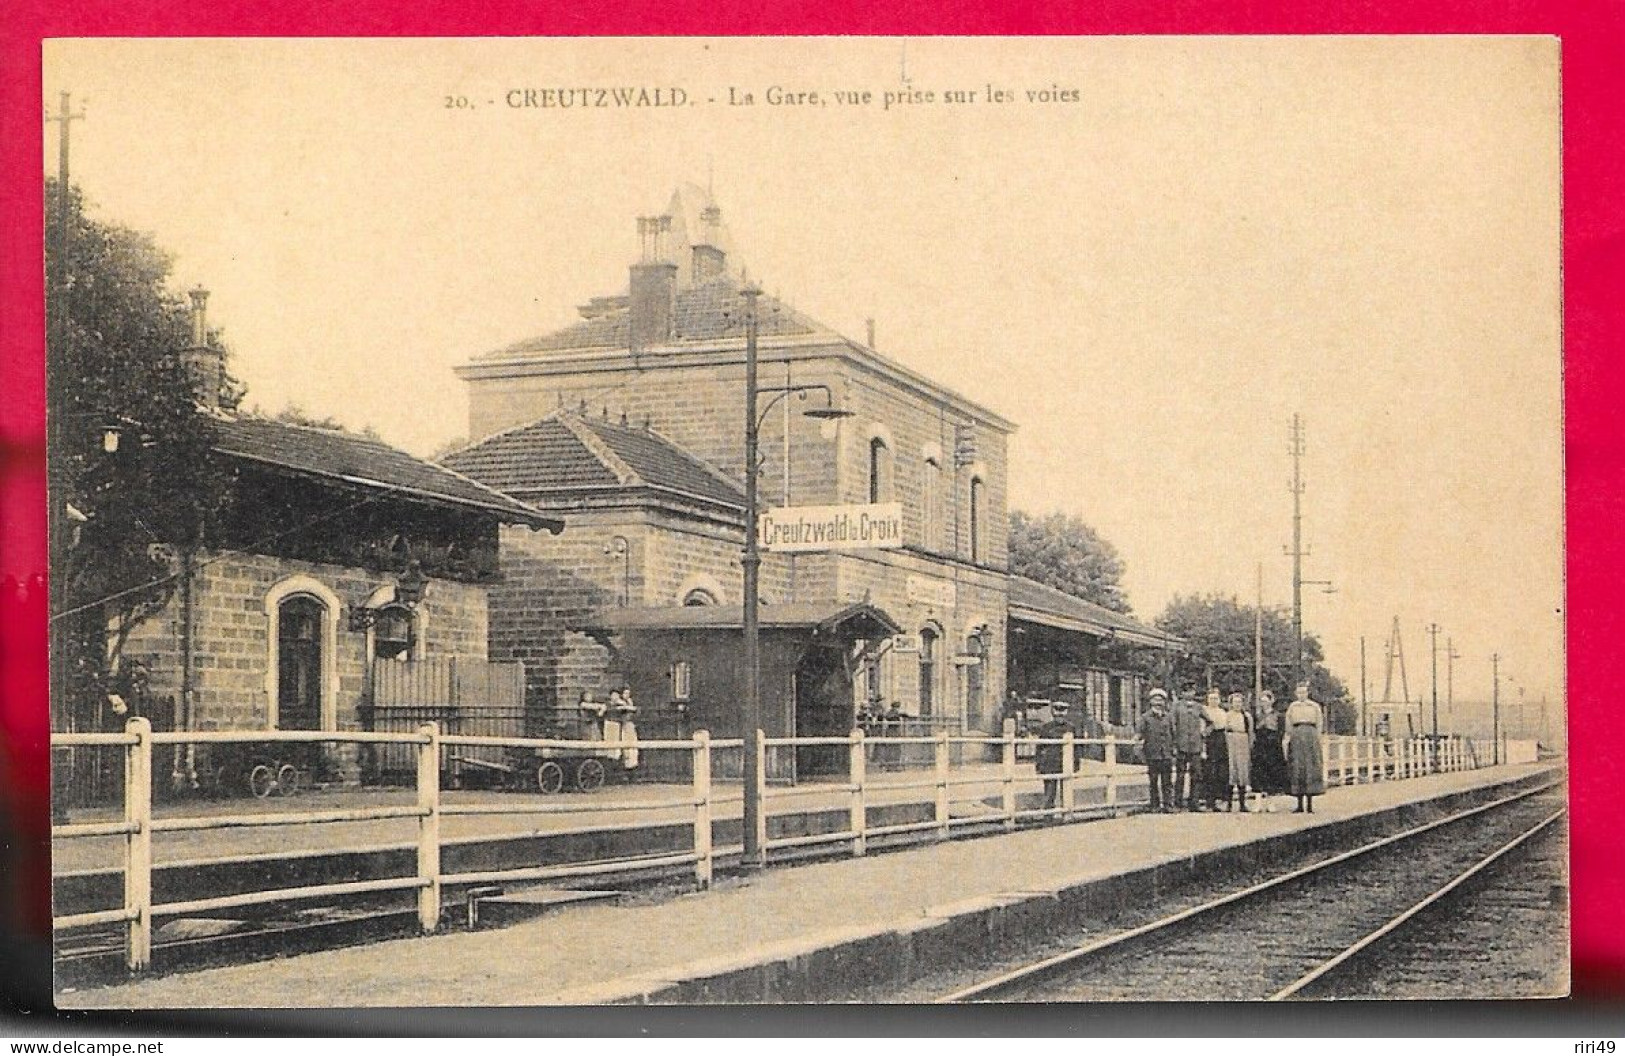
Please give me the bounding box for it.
[47,179,239,707]
[1008,510,1132,614]
[1155,593,1356,732]
[254,402,381,440]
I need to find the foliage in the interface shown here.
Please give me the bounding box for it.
[47,179,240,693]
[1154,593,1356,731]
[256,403,381,440]
[1008,510,1132,614]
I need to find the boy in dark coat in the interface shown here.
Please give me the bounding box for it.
[1137,688,1176,812]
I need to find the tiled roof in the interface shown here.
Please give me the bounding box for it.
[440,412,745,512]
[475,275,825,359]
[576,602,902,637]
[1008,575,1182,649]
[212,416,561,530]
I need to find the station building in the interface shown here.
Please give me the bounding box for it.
[447,186,1177,769]
[64,293,560,796]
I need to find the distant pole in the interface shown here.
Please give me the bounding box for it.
[1427,623,1441,739]
[1446,636,1459,722]
[1359,636,1368,736]
[1254,563,1264,705]
[1491,652,1501,765]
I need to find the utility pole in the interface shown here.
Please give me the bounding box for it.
[1446,636,1460,721]
[1427,622,1441,739]
[740,283,763,869]
[1491,652,1501,765]
[1287,415,1306,682]
[1254,563,1264,705]
[1359,636,1368,736]
[44,91,86,685]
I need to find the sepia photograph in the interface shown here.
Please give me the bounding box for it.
[31,35,1566,1008]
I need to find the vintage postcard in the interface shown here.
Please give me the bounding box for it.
[38,36,1565,1007]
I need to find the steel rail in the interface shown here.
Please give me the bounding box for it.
[1269,805,1566,1000]
[936,775,1564,1003]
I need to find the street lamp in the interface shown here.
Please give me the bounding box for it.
[740,283,853,869]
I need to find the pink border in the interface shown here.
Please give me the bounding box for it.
[2,0,1621,996]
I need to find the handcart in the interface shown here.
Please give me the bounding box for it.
[198,740,318,798]
[447,706,638,793]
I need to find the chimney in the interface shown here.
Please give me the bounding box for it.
[691,203,727,283]
[184,286,224,410]
[630,215,677,353]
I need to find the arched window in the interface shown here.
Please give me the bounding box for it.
[683,588,718,607]
[918,626,939,717]
[264,575,341,731]
[372,604,416,661]
[868,436,891,504]
[969,475,985,564]
[922,455,941,550]
[277,596,325,731]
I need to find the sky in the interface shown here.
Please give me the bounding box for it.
[42,37,1564,738]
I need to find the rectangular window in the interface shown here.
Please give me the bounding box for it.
[671,661,692,701]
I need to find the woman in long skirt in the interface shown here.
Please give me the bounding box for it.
[1283,682,1326,813]
[1224,693,1253,811]
[1200,689,1229,810]
[1251,690,1286,793]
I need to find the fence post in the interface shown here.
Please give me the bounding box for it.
[692,730,713,888]
[124,717,153,972]
[849,728,867,857]
[1001,718,1017,831]
[1063,731,1079,818]
[754,729,769,859]
[417,722,441,933]
[1102,734,1117,811]
[934,732,951,838]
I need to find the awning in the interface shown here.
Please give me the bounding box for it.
[1008,575,1184,650]
[574,601,902,640]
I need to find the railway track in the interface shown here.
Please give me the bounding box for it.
[937,779,1566,1003]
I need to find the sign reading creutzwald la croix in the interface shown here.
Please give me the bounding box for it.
[757,503,904,552]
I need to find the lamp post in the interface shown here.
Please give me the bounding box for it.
[739,284,852,869]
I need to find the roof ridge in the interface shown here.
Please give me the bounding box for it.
[232,411,393,448]
[436,409,573,463]
[560,414,640,487]
[588,415,745,497]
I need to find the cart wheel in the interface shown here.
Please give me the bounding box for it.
[249,764,275,799]
[276,763,301,796]
[537,761,565,794]
[575,757,606,792]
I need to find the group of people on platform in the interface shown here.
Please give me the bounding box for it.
[575,685,641,767]
[1135,682,1327,814]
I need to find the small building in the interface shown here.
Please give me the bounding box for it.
[60,292,560,795]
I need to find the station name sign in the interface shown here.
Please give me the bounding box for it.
[758,503,904,552]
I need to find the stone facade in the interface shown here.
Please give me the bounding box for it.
[120,549,490,734]
[455,190,1017,732]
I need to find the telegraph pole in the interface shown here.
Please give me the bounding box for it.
[1287,415,1306,682]
[1446,636,1460,720]
[1491,652,1501,765]
[1427,622,1441,739]
[45,91,86,635]
[1254,563,1264,705]
[1359,636,1368,736]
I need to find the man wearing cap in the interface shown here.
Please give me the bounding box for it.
[1034,701,1074,813]
[1137,689,1176,813]
[1171,686,1205,810]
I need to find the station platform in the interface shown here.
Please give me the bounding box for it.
[58,761,1560,1008]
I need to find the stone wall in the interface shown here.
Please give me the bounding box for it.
[118,549,489,734]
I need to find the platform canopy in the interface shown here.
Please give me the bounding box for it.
[1008,575,1184,651]
[575,600,901,640]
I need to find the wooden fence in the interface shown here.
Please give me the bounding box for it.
[363,657,526,783]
